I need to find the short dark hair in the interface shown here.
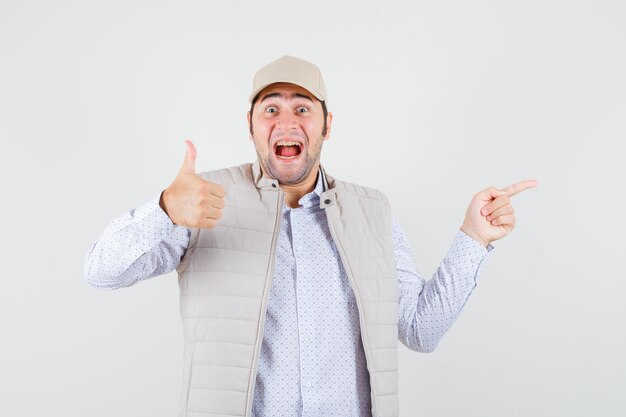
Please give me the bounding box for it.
[249,96,328,137]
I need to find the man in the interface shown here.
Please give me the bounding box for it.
[85,55,537,417]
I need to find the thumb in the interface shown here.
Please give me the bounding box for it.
[180,139,197,173]
[477,186,507,202]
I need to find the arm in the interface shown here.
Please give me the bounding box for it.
[395,217,494,352]
[84,192,191,290]
[85,140,226,290]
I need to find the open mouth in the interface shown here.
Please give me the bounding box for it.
[274,140,303,159]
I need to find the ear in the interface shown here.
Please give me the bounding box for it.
[247,111,253,140]
[323,112,333,141]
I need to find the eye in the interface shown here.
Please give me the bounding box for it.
[265,106,278,113]
[296,106,309,113]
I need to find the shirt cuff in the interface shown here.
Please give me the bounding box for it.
[131,194,177,233]
[444,229,495,281]
[457,229,495,254]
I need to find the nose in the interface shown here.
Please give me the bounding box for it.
[275,111,299,130]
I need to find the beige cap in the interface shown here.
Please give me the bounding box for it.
[248,55,327,103]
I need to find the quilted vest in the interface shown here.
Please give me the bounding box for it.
[175,161,399,417]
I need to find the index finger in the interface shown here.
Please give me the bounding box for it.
[501,179,538,197]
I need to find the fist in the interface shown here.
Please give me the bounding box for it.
[461,180,538,247]
[160,140,225,229]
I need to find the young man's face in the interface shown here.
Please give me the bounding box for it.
[247,82,332,185]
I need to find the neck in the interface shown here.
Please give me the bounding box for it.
[263,162,320,208]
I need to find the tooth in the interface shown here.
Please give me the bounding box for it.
[277,140,300,146]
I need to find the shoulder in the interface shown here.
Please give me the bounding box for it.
[330,175,390,206]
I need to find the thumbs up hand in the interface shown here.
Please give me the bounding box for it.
[160,140,225,229]
[460,180,538,247]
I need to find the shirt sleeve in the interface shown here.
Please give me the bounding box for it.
[394,216,494,352]
[84,193,191,290]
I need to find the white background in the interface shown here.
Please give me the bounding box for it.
[1,0,625,416]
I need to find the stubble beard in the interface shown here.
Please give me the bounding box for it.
[257,136,324,185]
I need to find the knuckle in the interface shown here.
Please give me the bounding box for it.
[206,183,219,195]
[193,199,203,211]
[481,186,494,196]
[195,183,206,194]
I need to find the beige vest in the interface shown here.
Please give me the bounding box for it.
[175,161,399,417]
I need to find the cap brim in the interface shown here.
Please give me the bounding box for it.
[248,80,326,103]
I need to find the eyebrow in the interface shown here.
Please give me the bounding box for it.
[259,92,314,103]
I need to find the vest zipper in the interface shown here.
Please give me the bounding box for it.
[244,188,284,416]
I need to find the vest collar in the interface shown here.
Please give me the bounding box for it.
[251,160,280,191]
[251,159,336,195]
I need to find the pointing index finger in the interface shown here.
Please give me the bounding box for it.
[501,179,538,197]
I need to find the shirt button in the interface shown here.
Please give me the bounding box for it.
[324,198,331,204]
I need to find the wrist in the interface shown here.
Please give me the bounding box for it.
[460,224,490,248]
[159,189,170,216]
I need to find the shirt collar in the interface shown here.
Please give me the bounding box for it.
[296,168,324,209]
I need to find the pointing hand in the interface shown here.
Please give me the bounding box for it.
[160,140,225,229]
[460,180,538,247]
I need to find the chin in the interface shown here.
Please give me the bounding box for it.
[266,158,313,185]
